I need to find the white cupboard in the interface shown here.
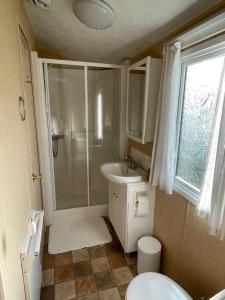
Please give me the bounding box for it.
[126,56,162,144]
[108,181,155,253]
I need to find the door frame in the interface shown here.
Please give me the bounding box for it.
[31,53,126,225]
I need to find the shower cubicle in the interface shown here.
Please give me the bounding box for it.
[32,54,125,224]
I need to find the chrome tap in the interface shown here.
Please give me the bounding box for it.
[124,155,138,169]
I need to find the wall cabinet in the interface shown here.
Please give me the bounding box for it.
[108,181,155,253]
[126,56,162,144]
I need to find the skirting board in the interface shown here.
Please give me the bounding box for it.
[46,204,108,226]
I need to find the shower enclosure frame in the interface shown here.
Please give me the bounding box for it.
[31,52,126,225]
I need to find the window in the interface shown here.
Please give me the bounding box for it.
[175,51,225,203]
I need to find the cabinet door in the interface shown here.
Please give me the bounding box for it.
[126,57,150,144]
[108,182,117,231]
[108,183,113,224]
[115,184,126,249]
[109,183,127,250]
[126,56,162,144]
[112,184,119,235]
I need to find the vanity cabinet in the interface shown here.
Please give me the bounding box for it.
[126,56,162,144]
[108,181,155,253]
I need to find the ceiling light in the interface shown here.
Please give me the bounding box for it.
[73,0,114,30]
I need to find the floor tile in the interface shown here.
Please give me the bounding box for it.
[91,257,110,273]
[55,280,76,300]
[129,264,138,277]
[44,244,50,256]
[107,253,127,269]
[42,269,54,287]
[74,261,93,278]
[76,293,99,300]
[40,285,55,300]
[55,252,73,267]
[104,218,114,233]
[124,253,137,265]
[111,231,120,242]
[117,284,129,300]
[94,271,116,291]
[88,245,105,259]
[55,264,74,283]
[75,275,97,297]
[72,248,89,263]
[113,267,133,286]
[44,231,49,245]
[99,287,121,300]
[104,242,122,256]
[43,255,54,270]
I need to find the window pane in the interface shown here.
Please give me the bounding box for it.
[176,56,224,190]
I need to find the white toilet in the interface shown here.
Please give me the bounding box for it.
[126,272,225,300]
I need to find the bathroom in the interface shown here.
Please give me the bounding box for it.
[1,0,225,300]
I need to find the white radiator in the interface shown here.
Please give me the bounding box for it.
[21,210,44,300]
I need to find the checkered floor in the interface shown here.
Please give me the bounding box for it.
[41,218,137,300]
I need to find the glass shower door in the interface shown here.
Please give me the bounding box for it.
[48,65,88,209]
[87,67,121,206]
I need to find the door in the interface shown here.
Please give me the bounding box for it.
[18,27,42,209]
[87,67,121,206]
[47,64,88,210]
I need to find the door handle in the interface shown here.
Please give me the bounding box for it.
[32,173,42,182]
[18,96,26,121]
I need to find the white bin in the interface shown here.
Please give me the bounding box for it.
[137,236,161,274]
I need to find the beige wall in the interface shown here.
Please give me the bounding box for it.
[129,2,225,299]
[127,139,153,157]
[0,1,41,299]
[154,190,225,299]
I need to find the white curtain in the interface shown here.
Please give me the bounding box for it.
[197,60,225,240]
[150,42,181,194]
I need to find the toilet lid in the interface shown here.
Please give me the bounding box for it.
[126,273,192,300]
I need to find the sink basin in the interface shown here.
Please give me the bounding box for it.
[100,162,143,184]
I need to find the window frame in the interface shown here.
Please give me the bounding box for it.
[174,42,225,205]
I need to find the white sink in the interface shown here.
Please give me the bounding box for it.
[100,162,143,184]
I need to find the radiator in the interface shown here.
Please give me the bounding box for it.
[21,210,44,300]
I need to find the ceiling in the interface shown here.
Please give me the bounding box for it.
[24,0,220,63]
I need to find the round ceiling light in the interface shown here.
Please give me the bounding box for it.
[73,0,114,30]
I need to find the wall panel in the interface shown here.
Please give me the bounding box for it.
[155,193,225,299]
